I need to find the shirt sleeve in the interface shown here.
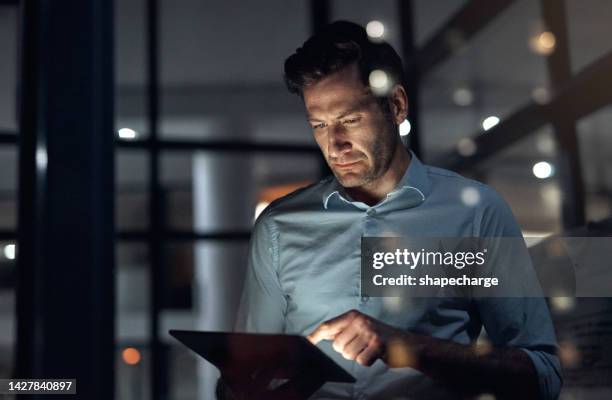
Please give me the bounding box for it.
[474,187,563,400]
[234,211,287,333]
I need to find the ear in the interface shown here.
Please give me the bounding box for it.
[388,84,408,125]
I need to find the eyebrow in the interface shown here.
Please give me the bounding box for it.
[306,98,371,122]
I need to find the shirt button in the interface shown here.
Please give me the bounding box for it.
[366,208,377,216]
[361,294,370,303]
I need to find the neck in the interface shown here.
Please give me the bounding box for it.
[345,145,412,206]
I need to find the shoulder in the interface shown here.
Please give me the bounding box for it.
[424,164,506,207]
[255,176,332,225]
[423,164,520,236]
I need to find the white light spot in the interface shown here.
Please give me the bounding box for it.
[461,187,480,207]
[369,69,391,96]
[536,134,556,155]
[118,128,138,140]
[482,116,500,131]
[3,244,16,260]
[399,119,411,136]
[540,183,561,208]
[383,296,402,312]
[457,138,477,157]
[477,394,496,400]
[254,201,269,221]
[366,20,385,39]
[551,297,575,313]
[452,87,474,106]
[533,161,555,179]
[532,86,551,105]
[36,147,48,170]
[445,29,466,53]
[529,31,556,55]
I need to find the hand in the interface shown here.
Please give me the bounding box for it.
[308,309,412,367]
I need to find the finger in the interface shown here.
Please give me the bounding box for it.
[355,337,384,366]
[308,312,356,344]
[331,319,361,354]
[307,310,360,344]
[340,334,368,360]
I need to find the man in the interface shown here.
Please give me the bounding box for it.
[233,21,562,399]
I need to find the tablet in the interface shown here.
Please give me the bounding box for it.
[169,330,355,383]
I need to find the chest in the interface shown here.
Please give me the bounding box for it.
[272,206,477,337]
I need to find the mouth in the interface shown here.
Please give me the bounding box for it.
[333,160,360,169]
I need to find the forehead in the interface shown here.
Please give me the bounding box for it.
[303,63,372,116]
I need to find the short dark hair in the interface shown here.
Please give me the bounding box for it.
[283,20,406,98]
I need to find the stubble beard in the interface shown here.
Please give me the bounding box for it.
[332,120,398,189]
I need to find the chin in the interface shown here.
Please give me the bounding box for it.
[334,171,368,188]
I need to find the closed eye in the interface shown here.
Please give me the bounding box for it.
[343,117,361,125]
[311,122,327,130]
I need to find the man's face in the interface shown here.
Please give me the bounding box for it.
[303,63,398,189]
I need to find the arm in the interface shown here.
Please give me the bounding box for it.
[474,187,563,400]
[218,212,287,399]
[220,212,324,400]
[308,309,539,399]
[397,328,539,398]
[234,212,286,332]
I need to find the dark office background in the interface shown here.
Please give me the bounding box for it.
[1,0,611,399]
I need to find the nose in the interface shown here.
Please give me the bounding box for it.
[327,123,352,159]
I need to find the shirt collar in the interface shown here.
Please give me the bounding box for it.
[322,150,430,210]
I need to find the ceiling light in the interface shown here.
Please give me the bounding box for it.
[536,134,556,155]
[369,69,391,96]
[532,86,551,104]
[457,138,477,157]
[461,187,480,207]
[399,119,411,136]
[36,147,48,170]
[118,128,138,140]
[452,87,474,107]
[3,244,15,260]
[366,20,385,40]
[532,161,555,179]
[529,31,556,55]
[482,116,500,131]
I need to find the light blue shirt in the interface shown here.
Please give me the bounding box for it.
[236,152,562,400]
